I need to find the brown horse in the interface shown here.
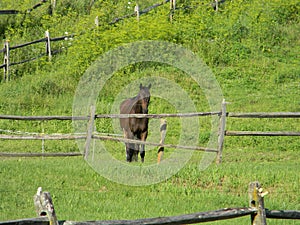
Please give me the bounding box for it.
[120,84,151,162]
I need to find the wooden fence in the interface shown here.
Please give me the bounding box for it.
[0,31,73,81]
[0,0,52,15]
[0,100,299,163]
[0,0,172,82]
[0,0,228,83]
[1,181,299,225]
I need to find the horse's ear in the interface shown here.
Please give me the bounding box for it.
[148,84,151,89]
[140,83,143,89]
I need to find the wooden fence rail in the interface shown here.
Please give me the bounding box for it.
[0,0,49,15]
[1,181,299,225]
[1,0,228,82]
[0,100,299,162]
[1,31,73,81]
[226,131,300,136]
[225,111,300,137]
[0,152,82,157]
[228,112,300,118]
[0,0,172,82]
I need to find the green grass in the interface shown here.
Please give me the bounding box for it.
[1,153,299,224]
[0,0,299,224]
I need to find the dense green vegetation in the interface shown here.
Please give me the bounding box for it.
[0,0,299,224]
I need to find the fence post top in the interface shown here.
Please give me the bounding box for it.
[222,99,231,105]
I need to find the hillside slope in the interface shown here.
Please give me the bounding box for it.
[0,0,299,114]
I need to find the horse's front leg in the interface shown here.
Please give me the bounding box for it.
[140,131,148,163]
[123,128,134,162]
[131,135,139,162]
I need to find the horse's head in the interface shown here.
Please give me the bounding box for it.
[138,83,151,113]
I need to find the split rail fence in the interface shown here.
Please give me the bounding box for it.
[0,0,175,82]
[0,100,299,164]
[1,181,299,225]
[0,31,73,82]
[0,0,54,15]
[1,0,225,82]
[0,0,168,82]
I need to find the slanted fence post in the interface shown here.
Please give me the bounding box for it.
[45,30,52,61]
[84,105,96,160]
[217,99,226,164]
[249,181,268,225]
[157,119,167,164]
[3,40,10,82]
[33,187,59,225]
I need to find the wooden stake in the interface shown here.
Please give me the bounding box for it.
[157,119,167,164]
[95,16,99,27]
[134,5,140,22]
[50,0,56,14]
[170,0,176,22]
[33,187,58,225]
[45,30,52,61]
[215,0,219,11]
[3,40,9,82]
[217,99,226,164]
[249,181,268,225]
[41,125,45,159]
[84,105,96,160]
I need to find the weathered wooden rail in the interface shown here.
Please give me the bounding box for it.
[0,0,172,82]
[224,112,300,137]
[2,0,223,83]
[0,101,299,163]
[0,0,50,15]
[1,182,299,225]
[0,31,73,81]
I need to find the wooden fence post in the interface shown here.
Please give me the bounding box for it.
[215,0,219,11]
[84,105,96,160]
[217,99,226,164]
[170,0,176,22]
[95,16,99,27]
[249,181,268,225]
[41,125,45,159]
[3,40,10,82]
[135,4,140,22]
[33,187,58,225]
[45,30,52,61]
[50,0,56,14]
[157,119,167,164]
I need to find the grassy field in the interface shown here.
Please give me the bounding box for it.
[0,0,299,224]
[1,151,299,224]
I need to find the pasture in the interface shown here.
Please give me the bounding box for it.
[0,147,299,224]
[0,0,299,224]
